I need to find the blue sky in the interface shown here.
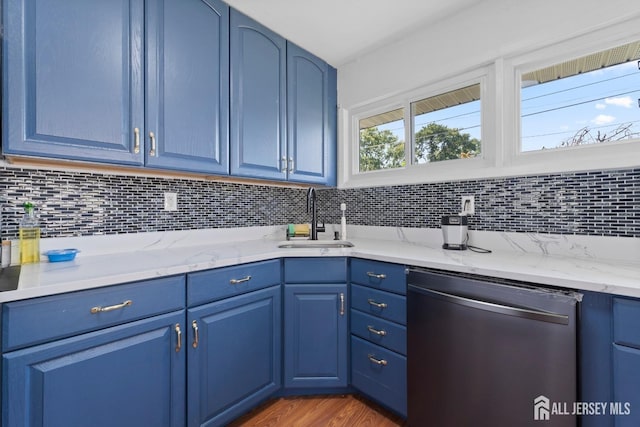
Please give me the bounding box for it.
[521,60,639,151]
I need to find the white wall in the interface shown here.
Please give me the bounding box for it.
[338,0,640,108]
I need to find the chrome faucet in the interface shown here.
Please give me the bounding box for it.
[306,188,325,240]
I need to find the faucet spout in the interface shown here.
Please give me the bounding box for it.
[307,188,318,240]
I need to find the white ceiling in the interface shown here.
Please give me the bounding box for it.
[224,0,482,66]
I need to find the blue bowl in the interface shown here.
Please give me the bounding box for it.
[44,249,80,262]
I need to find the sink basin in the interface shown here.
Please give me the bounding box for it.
[278,241,354,249]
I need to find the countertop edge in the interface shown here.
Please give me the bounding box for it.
[2,237,639,303]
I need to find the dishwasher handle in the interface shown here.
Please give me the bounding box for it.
[408,284,569,325]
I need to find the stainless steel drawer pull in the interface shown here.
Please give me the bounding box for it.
[133,127,140,154]
[366,272,387,280]
[368,354,388,366]
[281,157,287,173]
[175,324,182,353]
[192,320,199,349]
[340,293,345,316]
[367,299,388,309]
[149,131,157,156]
[90,300,132,314]
[288,157,294,173]
[367,326,387,336]
[230,275,252,285]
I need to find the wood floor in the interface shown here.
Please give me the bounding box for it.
[227,394,406,427]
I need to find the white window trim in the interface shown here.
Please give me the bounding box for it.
[340,17,640,189]
[343,68,494,188]
[349,100,406,175]
[503,23,640,175]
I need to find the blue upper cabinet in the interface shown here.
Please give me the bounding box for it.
[145,0,229,174]
[2,0,145,165]
[230,11,337,185]
[230,10,287,181]
[287,43,337,186]
[4,0,334,183]
[3,0,229,174]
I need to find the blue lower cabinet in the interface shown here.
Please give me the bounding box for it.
[580,292,614,427]
[351,336,407,417]
[350,309,406,354]
[2,310,186,427]
[187,286,281,427]
[612,344,640,427]
[284,283,348,389]
[612,296,640,427]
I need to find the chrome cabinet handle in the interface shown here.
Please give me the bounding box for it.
[367,272,387,280]
[175,324,182,352]
[367,299,388,309]
[288,157,294,173]
[230,275,251,285]
[90,300,132,314]
[367,326,387,336]
[149,131,157,156]
[339,293,345,316]
[368,354,388,366]
[281,157,287,173]
[133,127,140,154]
[192,320,199,349]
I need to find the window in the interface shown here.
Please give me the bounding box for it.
[521,41,640,152]
[411,84,481,163]
[356,82,483,173]
[358,108,405,172]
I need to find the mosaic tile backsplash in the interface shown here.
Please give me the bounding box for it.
[0,167,309,239]
[0,166,638,239]
[318,168,640,238]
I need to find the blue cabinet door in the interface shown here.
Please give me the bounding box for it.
[2,310,186,427]
[230,10,287,180]
[2,0,145,165]
[612,344,639,427]
[580,292,614,427]
[287,43,337,186]
[187,286,281,427]
[145,0,229,174]
[284,283,348,389]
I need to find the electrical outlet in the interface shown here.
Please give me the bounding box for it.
[461,195,475,215]
[164,192,178,211]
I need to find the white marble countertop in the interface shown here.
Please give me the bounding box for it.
[2,225,639,303]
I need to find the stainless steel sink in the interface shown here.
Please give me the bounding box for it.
[278,241,354,249]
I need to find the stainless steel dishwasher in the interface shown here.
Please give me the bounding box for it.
[407,268,581,427]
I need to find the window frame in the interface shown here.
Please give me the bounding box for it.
[508,33,640,172]
[345,67,493,188]
[341,21,640,189]
[354,102,408,174]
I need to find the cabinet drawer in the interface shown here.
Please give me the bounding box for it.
[351,309,406,355]
[351,284,406,325]
[2,275,185,351]
[350,259,406,295]
[613,297,640,349]
[351,335,407,417]
[284,257,347,283]
[187,259,281,306]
